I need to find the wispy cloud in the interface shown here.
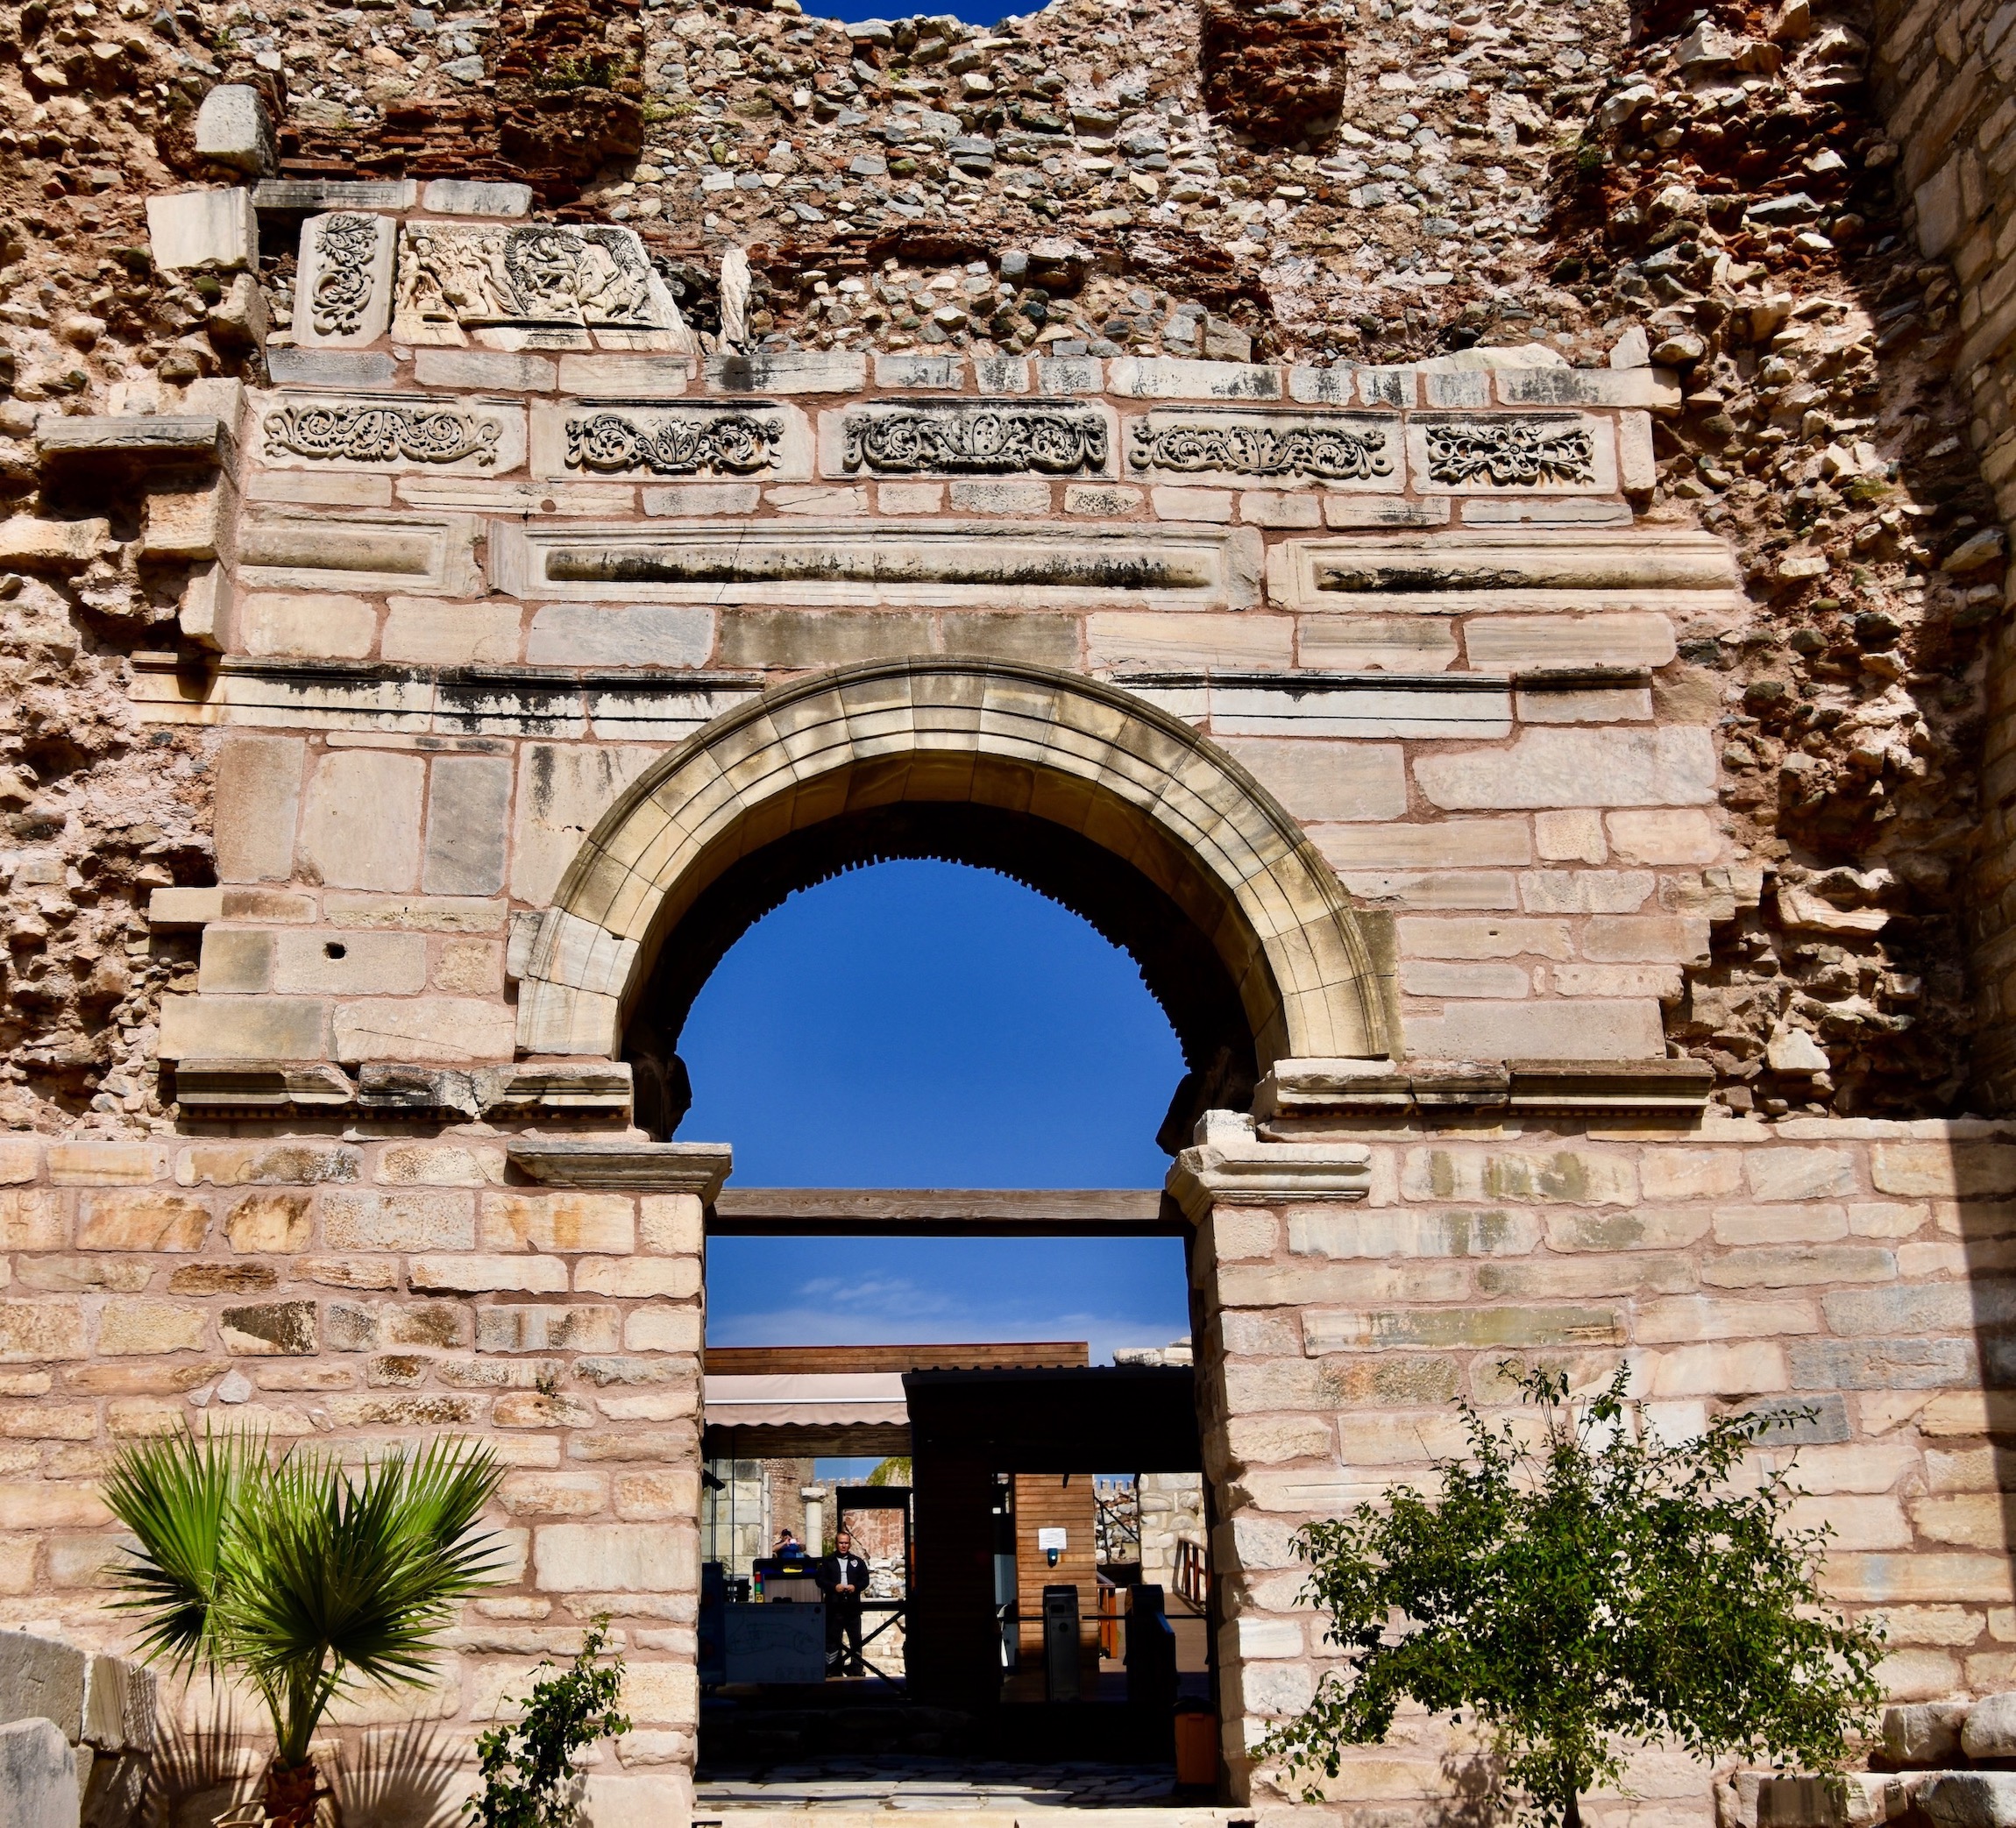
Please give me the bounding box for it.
[710,1299,1184,1365]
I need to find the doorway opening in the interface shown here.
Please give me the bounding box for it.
[672,861,1223,1810]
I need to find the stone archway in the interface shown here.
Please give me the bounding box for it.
[513,656,1397,1077]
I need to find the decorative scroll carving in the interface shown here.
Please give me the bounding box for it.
[263,403,502,466]
[309,214,381,337]
[1128,417,1393,480]
[564,411,783,477]
[394,221,682,331]
[840,405,1109,475]
[1423,419,1597,487]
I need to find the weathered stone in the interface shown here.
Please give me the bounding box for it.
[1920,1773,2016,1828]
[214,735,305,883]
[146,188,258,271]
[1416,727,1717,809]
[220,1301,319,1356]
[0,1632,88,1737]
[98,1299,207,1356]
[334,998,517,1065]
[0,1718,78,1828]
[477,1306,621,1353]
[195,85,275,174]
[321,1190,476,1251]
[533,1523,695,1591]
[76,1191,211,1251]
[422,755,514,897]
[523,605,715,670]
[225,1191,314,1253]
[1965,1694,2016,1761]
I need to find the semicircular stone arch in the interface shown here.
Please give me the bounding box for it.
[515,658,1398,1081]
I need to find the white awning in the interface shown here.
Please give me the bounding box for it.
[704,1372,910,1429]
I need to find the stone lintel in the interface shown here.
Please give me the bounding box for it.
[1166,1111,1373,1221]
[1511,663,1656,690]
[173,1057,357,1113]
[36,415,233,471]
[253,179,420,216]
[506,1138,734,1197]
[1253,1054,1714,1120]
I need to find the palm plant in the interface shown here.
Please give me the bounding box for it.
[103,1428,506,1828]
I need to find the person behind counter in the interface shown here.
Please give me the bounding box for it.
[819,1529,870,1676]
[773,1526,806,1560]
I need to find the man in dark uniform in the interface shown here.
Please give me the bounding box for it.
[818,1528,871,1676]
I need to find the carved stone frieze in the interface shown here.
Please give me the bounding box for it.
[1408,412,1617,493]
[292,210,395,350]
[391,221,694,350]
[251,392,528,476]
[567,411,779,476]
[820,399,1115,478]
[1122,406,1398,490]
[529,402,811,482]
[264,401,501,466]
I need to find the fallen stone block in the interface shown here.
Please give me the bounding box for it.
[1964,1694,2016,1761]
[1924,1776,2016,1828]
[0,1718,78,1828]
[0,1632,89,1739]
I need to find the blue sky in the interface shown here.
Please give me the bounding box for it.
[802,0,1019,26]
[683,861,1195,1364]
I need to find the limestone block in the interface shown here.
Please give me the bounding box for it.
[46,1141,166,1187]
[1087,611,1292,671]
[238,592,377,659]
[1216,739,1409,823]
[1606,808,1718,864]
[422,179,533,216]
[1106,358,1281,400]
[157,994,330,1060]
[225,1192,313,1252]
[415,349,557,392]
[1415,726,1716,809]
[382,598,524,665]
[950,480,1054,513]
[195,84,275,174]
[99,1299,207,1355]
[1149,485,1233,521]
[534,1523,695,1592]
[423,755,513,897]
[477,1306,621,1353]
[138,472,234,564]
[1295,614,1461,671]
[220,1300,317,1355]
[266,347,399,387]
[624,1307,702,1351]
[573,1258,699,1299]
[489,518,1263,612]
[302,749,425,890]
[333,997,516,1065]
[410,1256,569,1293]
[1872,1143,2016,1199]
[642,483,760,516]
[560,354,694,395]
[0,1718,77,1828]
[1321,819,1531,868]
[214,733,305,882]
[1241,491,1324,527]
[0,1633,88,1735]
[270,929,426,995]
[1920,1774,2016,1828]
[523,605,715,670]
[0,1193,64,1251]
[146,188,258,272]
[511,744,659,905]
[704,351,864,393]
[1405,999,1664,1059]
[638,1195,704,1256]
[180,560,235,649]
[1461,612,1677,671]
[481,1193,635,1255]
[322,1189,475,1251]
[0,516,110,569]
[77,1191,211,1251]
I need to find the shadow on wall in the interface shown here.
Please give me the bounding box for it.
[1547,0,2003,1118]
[151,1714,468,1828]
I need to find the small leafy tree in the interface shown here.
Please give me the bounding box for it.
[1262,1364,1885,1828]
[103,1428,504,1828]
[471,1619,631,1828]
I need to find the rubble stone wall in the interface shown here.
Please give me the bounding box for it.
[1867,0,2016,1111]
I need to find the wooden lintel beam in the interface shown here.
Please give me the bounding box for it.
[706,1187,1181,1236]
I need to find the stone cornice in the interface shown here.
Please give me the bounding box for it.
[1252,1056,1714,1122]
[1166,1112,1374,1222]
[506,1138,734,1197]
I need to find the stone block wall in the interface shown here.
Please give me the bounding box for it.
[1870,0,2016,1109]
[0,1135,709,1823]
[1184,1115,2016,1822]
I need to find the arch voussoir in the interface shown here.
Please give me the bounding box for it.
[517,658,1394,1068]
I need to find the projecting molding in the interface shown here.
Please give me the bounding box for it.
[1166,1110,1374,1221]
[487,517,1264,611]
[506,1138,735,1197]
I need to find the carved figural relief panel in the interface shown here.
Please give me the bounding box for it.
[529,402,813,483]
[251,393,529,476]
[1124,407,1398,490]
[293,211,396,350]
[1406,413,1618,493]
[391,222,697,352]
[820,400,1116,478]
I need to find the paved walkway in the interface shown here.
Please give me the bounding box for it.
[695,1755,1207,1812]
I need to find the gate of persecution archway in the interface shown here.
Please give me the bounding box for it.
[509,655,1401,1077]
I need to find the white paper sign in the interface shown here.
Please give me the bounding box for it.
[1037,1527,1067,1552]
